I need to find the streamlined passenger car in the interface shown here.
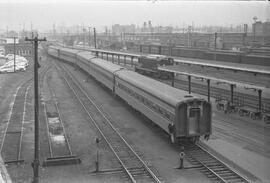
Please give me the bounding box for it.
[115,70,211,143]
[76,51,124,91]
[47,46,212,143]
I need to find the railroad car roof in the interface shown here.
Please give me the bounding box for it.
[92,58,125,73]
[141,54,172,60]
[77,51,96,60]
[116,70,202,106]
[49,46,59,50]
[77,52,125,73]
[60,47,82,54]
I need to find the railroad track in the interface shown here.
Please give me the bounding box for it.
[0,60,51,165]
[38,58,80,166]
[43,68,74,158]
[54,61,162,183]
[180,142,250,183]
[0,79,32,164]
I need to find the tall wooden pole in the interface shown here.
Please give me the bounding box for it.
[25,36,46,183]
[13,37,16,72]
[94,27,97,49]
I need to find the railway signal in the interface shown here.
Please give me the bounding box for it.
[25,36,46,183]
[94,137,100,172]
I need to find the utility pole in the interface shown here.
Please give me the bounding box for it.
[25,36,46,183]
[214,32,217,60]
[188,26,191,48]
[88,27,91,47]
[253,16,258,42]
[243,24,248,46]
[94,27,97,49]
[83,27,86,49]
[13,37,16,72]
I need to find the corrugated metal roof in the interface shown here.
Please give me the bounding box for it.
[116,70,201,107]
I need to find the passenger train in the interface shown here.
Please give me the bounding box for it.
[47,46,212,143]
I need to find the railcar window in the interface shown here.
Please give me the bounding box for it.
[119,81,174,122]
[189,108,200,117]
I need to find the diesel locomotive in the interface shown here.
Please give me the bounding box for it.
[135,55,174,79]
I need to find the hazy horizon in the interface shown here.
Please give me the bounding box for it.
[0,0,269,32]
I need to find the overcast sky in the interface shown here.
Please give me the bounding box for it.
[0,0,269,32]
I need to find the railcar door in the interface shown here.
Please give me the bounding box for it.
[188,107,200,135]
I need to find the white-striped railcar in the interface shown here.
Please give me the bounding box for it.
[47,46,212,143]
[77,51,124,91]
[115,70,211,142]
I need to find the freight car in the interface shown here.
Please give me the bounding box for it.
[47,46,212,143]
[133,44,270,66]
[135,54,174,79]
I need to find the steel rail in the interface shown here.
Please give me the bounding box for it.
[18,84,32,161]
[55,64,136,183]
[49,80,73,156]
[0,86,21,153]
[0,79,33,164]
[0,59,51,164]
[55,62,162,183]
[184,142,250,183]
[40,65,54,158]
[43,103,54,157]
[197,142,250,183]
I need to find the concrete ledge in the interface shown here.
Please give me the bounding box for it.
[0,156,12,183]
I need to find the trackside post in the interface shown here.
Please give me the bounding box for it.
[94,137,100,172]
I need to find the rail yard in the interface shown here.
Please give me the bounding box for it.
[0,1,270,183]
[0,43,268,182]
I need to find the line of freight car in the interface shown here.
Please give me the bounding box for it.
[132,44,270,66]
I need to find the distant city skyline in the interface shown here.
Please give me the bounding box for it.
[0,1,269,32]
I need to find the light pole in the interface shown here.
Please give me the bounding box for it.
[88,27,91,48]
[83,28,86,49]
[214,32,217,60]
[13,37,16,72]
[94,27,97,49]
[253,16,258,42]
